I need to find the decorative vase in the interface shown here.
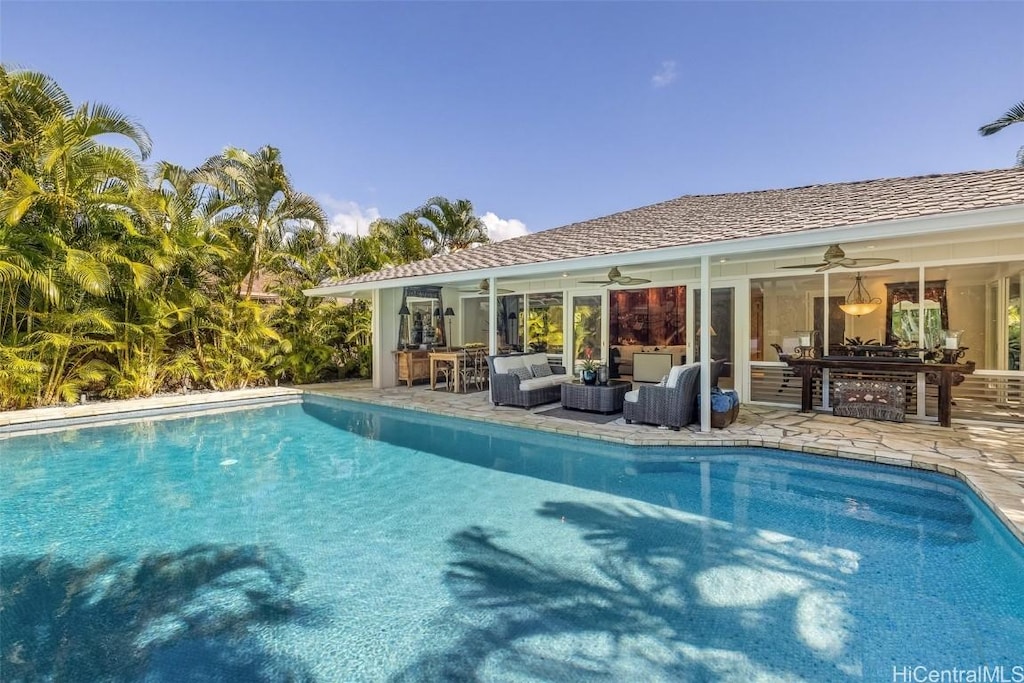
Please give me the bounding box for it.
[582,369,597,385]
[597,365,609,385]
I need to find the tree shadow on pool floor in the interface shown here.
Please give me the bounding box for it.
[0,543,314,682]
[390,500,864,682]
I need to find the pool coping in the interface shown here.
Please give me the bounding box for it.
[0,387,303,438]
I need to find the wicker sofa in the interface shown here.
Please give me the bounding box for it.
[623,359,725,430]
[487,353,570,408]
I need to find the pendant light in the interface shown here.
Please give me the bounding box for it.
[838,273,881,316]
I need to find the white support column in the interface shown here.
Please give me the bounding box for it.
[488,276,498,355]
[700,255,711,432]
[822,271,831,410]
[917,266,927,418]
[371,288,400,389]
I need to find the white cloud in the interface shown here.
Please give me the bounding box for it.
[317,196,527,243]
[318,195,381,237]
[480,211,529,242]
[651,60,678,88]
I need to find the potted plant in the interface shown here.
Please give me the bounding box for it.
[579,357,600,385]
[579,345,599,384]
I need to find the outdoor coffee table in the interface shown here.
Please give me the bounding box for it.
[561,379,631,414]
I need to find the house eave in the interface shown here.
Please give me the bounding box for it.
[304,203,1024,298]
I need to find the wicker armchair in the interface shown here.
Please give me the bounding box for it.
[623,364,700,430]
[623,359,726,430]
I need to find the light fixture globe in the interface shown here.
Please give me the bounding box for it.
[838,273,881,316]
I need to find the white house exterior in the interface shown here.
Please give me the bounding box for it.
[307,168,1024,431]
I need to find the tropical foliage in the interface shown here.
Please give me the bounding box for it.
[0,65,489,409]
[978,99,1024,167]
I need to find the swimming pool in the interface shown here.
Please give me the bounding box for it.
[2,394,1022,681]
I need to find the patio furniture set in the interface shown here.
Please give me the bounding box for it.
[486,353,737,430]
[426,348,490,394]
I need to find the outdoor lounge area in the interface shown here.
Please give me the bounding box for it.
[308,168,1024,433]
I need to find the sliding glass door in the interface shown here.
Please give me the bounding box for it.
[570,293,604,363]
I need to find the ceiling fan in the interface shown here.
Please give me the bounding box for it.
[580,266,652,286]
[459,279,512,295]
[778,244,898,272]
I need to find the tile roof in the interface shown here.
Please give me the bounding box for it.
[326,168,1024,288]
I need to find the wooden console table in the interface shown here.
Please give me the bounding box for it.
[783,357,975,427]
[394,350,430,387]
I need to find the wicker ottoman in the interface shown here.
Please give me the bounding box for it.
[561,380,630,414]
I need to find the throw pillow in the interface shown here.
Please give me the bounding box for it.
[509,367,533,383]
[531,363,553,378]
[657,375,668,386]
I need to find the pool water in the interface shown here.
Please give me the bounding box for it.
[2,395,1022,681]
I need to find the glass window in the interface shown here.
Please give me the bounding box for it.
[571,294,603,361]
[498,295,523,351]
[925,261,1024,370]
[694,288,735,388]
[749,274,822,359]
[609,286,686,346]
[1010,275,1021,371]
[460,297,488,347]
[526,293,563,354]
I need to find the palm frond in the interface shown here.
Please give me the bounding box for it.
[979,100,1024,136]
[75,101,153,159]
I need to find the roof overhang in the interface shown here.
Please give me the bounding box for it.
[303,204,1024,298]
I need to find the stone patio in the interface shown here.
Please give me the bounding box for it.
[2,381,1021,543]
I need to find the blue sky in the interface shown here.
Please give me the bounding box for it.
[3,1,1022,240]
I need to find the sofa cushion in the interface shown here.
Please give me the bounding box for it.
[666,362,699,388]
[624,389,640,403]
[518,374,571,391]
[531,363,553,378]
[508,366,533,383]
[492,355,526,375]
[520,352,549,368]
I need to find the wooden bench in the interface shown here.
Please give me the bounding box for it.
[833,380,906,422]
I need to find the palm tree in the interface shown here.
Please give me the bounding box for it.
[416,196,489,254]
[0,67,155,404]
[368,212,431,264]
[0,65,74,185]
[979,100,1024,167]
[1,66,355,403]
[0,84,153,298]
[197,146,328,300]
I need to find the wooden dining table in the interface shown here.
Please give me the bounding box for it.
[431,349,490,393]
[428,350,460,392]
